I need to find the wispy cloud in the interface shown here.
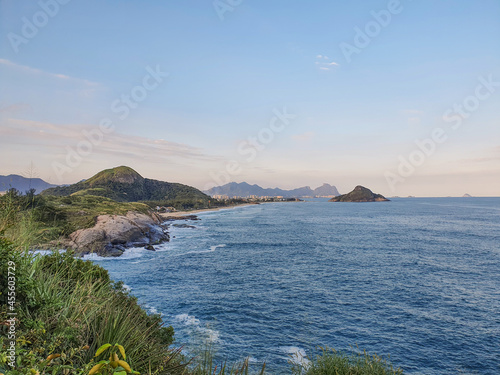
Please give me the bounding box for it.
[1,118,222,163]
[315,55,339,71]
[0,58,100,87]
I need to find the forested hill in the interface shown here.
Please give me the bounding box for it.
[41,166,210,204]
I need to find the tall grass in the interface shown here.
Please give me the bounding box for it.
[0,243,183,374]
[291,346,403,375]
[188,345,266,375]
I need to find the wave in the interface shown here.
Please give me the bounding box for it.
[82,247,150,261]
[279,346,310,367]
[174,313,220,343]
[122,283,132,292]
[182,244,226,256]
[31,249,66,256]
[146,304,159,315]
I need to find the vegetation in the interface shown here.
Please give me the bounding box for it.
[41,166,211,207]
[0,178,404,375]
[291,347,403,375]
[0,188,152,247]
[329,186,389,202]
[0,240,179,374]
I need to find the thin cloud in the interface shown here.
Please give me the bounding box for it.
[315,55,339,71]
[0,58,100,87]
[1,118,222,163]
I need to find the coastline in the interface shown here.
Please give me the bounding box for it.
[159,202,259,219]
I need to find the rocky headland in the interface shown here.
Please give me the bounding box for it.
[61,212,168,256]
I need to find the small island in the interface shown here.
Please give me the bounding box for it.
[329,185,390,202]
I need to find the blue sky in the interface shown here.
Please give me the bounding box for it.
[1,0,499,196]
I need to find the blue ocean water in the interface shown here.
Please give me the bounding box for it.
[89,198,500,374]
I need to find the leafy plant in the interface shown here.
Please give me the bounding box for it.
[88,343,137,375]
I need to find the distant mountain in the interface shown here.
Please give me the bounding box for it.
[0,175,57,193]
[42,166,210,203]
[329,185,389,202]
[206,182,340,198]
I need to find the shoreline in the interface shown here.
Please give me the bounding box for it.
[159,202,259,219]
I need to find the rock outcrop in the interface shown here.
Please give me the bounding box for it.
[329,185,389,202]
[67,212,169,257]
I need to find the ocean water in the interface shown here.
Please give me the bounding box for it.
[89,198,500,374]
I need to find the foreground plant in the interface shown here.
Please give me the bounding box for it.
[89,344,138,375]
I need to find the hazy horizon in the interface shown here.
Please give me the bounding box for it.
[1,1,499,197]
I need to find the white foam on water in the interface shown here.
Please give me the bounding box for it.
[82,247,149,261]
[279,346,310,367]
[122,284,132,292]
[175,313,200,326]
[174,313,221,343]
[146,304,159,315]
[31,249,66,256]
[182,244,226,256]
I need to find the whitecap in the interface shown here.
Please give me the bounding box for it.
[279,346,310,367]
[182,244,226,256]
[122,284,132,292]
[175,313,201,326]
[146,304,159,315]
[174,313,220,343]
[83,247,149,261]
[31,249,66,256]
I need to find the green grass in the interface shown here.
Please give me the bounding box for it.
[0,243,181,375]
[291,347,403,375]
[45,194,151,232]
[188,345,266,375]
[0,190,152,248]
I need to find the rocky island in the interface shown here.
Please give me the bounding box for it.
[329,185,390,202]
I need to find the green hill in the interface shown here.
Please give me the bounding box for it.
[42,166,210,206]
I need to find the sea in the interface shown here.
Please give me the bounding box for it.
[86,198,500,374]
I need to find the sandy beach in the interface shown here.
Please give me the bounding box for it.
[158,203,258,219]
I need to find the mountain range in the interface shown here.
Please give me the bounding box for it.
[0,175,57,193]
[41,166,210,204]
[205,182,340,198]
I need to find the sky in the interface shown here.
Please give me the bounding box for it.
[0,0,499,197]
